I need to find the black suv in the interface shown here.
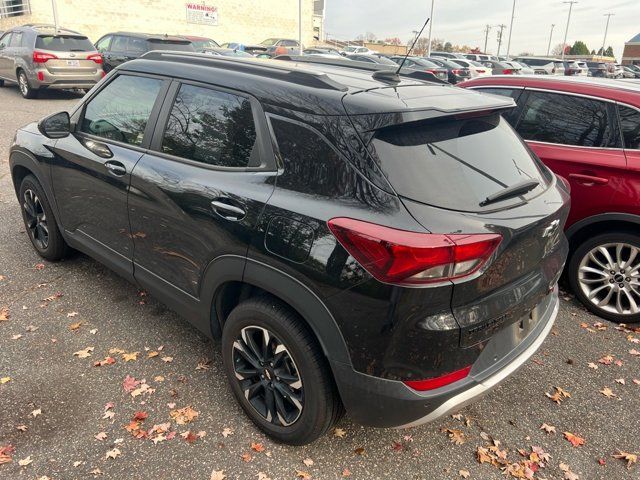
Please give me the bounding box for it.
[94,32,195,72]
[9,52,569,445]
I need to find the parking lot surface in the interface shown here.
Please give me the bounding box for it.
[0,84,639,480]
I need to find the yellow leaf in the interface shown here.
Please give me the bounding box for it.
[122,352,139,362]
[0,307,9,321]
[0,377,10,384]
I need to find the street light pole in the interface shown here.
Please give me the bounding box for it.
[51,0,59,32]
[561,1,578,60]
[298,0,303,54]
[546,23,556,56]
[506,0,516,59]
[601,13,614,57]
[427,0,435,57]
[483,24,492,53]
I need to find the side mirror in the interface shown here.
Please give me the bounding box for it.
[38,111,71,139]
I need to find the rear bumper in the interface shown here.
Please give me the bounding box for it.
[331,288,559,428]
[32,69,103,90]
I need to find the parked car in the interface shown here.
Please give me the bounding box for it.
[202,47,253,57]
[423,56,470,84]
[303,48,342,58]
[481,60,519,75]
[612,64,625,79]
[95,32,195,72]
[245,38,301,57]
[449,58,491,78]
[430,51,466,59]
[505,61,535,75]
[10,51,568,444]
[388,55,449,81]
[341,45,376,55]
[181,35,220,52]
[462,75,640,323]
[345,53,398,66]
[221,42,245,51]
[514,57,565,75]
[464,53,499,62]
[623,65,640,78]
[586,61,610,78]
[0,24,103,99]
[627,64,640,74]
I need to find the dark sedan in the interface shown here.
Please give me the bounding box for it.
[423,57,471,84]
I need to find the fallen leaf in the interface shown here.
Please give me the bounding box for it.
[0,377,10,384]
[0,307,9,321]
[612,451,638,469]
[546,386,571,404]
[333,427,346,438]
[342,468,352,477]
[11,334,23,340]
[18,455,32,466]
[68,321,83,330]
[257,473,271,480]
[442,428,465,445]
[122,375,141,392]
[170,406,199,425]
[122,352,139,362]
[73,347,94,358]
[162,356,174,363]
[615,378,626,385]
[241,453,252,462]
[105,448,121,459]
[459,470,470,479]
[95,432,107,441]
[598,354,614,365]
[147,351,159,358]
[210,471,226,480]
[90,329,98,335]
[587,362,598,370]
[354,447,365,456]
[221,427,233,438]
[90,468,103,476]
[296,471,311,479]
[94,356,116,367]
[563,432,585,447]
[67,311,79,318]
[16,425,27,432]
[600,387,617,398]
[540,423,556,434]
[181,431,198,443]
[0,445,14,464]
[251,442,265,452]
[34,263,45,270]
[31,408,42,418]
[303,458,314,467]
[629,349,640,356]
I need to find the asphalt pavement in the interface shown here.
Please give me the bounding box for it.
[0,83,639,480]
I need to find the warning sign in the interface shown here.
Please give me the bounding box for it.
[185,3,218,26]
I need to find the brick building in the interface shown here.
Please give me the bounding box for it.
[0,0,317,46]
[622,33,640,66]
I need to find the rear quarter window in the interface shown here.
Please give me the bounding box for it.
[368,113,550,212]
[618,105,640,149]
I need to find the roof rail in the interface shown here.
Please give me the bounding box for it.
[21,23,82,34]
[139,50,349,92]
[273,54,448,85]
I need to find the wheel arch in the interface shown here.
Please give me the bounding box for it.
[202,255,352,366]
[566,213,640,256]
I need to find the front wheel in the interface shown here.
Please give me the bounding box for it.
[221,297,342,445]
[568,232,640,323]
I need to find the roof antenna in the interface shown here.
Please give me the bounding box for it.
[396,17,430,75]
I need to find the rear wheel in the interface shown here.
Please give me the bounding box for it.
[568,232,640,323]
[19,175,68,261]
[17,70,38,99]
[221,297,342,445]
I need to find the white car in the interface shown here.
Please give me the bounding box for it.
[464,53,499,62]
[449,58,491,77]
[504,61,535,75]
[341,46,377,55]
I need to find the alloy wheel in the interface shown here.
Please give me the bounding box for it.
[578,242,640,315]
[23,189,49,250]
[19,73,29,96]
[232,326,304,426]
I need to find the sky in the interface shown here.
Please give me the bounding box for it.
[324,0,639,60]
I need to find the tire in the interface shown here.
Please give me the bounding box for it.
[0,79,4,87]
[221,296,342,445]
[568,232,640,323]
[17,70,38,99]
[18,175,68,261]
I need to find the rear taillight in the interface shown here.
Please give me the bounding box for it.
[403,365,472,391]
[274,46,288,56]
[502,68,514,74]
[87,53,103,64]
[477,69,485,73]
[327,218,502,285]
[452,69,462,75]
[33,51,57,63]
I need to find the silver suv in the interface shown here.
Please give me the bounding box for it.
[0,24,104,99]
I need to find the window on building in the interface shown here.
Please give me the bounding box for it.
[161,84,258,168]
[0,0,31,18]
[517,91,619,148]
[618,105,640,149]
[81,75,163,146]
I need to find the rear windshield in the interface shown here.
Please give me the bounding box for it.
[518,58,550,66]
[369,113,549,212]
[36,35,94,52]
[147,40,195,52]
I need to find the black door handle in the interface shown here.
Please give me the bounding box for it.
[211,199,246,221]
[105,160,126,176]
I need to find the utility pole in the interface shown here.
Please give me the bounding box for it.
[51,0,59,32]
[483,25,492,53]
[298,0,303,55]
[506,0,516,60]
[601,13,614,58]
[561,1,578,60]
[496,24,506,56]
[546,23,556,56]
[427,0,435,57]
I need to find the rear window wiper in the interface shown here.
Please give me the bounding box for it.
[479,179,540,207]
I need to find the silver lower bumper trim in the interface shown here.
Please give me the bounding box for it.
[396,296,559,429]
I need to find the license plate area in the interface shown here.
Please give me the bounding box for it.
[66,60,80,67]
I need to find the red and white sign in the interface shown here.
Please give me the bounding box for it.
[185,3,218,26]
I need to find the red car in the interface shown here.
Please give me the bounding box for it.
[461,76,640,323]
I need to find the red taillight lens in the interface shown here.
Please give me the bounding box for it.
[403,365,472,391]
[502,68,513,74]
[87,53,103,64]
[452,69,463,75]
[274,46,288,56]
[477,69,485,73]
[327,218,502,285]
[33,51,57,63]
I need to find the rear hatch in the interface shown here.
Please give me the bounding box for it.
[344,86,570,345]
[34,34,100,76]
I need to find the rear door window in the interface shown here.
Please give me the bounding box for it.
[35,35,94,52]
[161,84,258,168]
[9,32,22,47]
[368,113,549,212]
[110,36,129,52]
[517,91,619,148]
[80,75,164,146]
[618,105,640,149]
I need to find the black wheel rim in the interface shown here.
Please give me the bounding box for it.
[232,326,304,426]
[23,189,49,250]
